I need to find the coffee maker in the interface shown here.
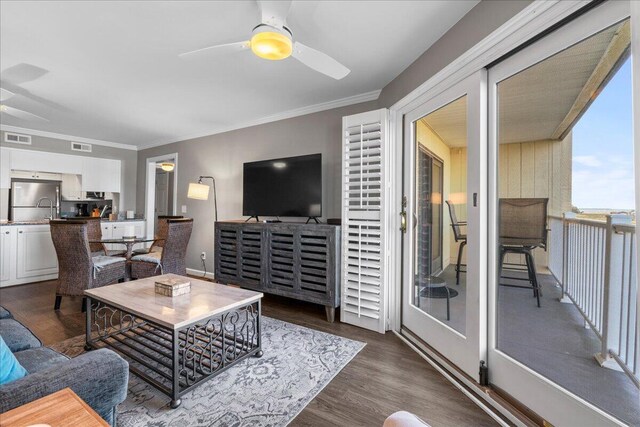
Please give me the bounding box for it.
[76,203,89,217]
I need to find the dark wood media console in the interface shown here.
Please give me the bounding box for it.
[214,221,341,322]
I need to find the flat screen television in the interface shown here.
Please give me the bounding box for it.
[243,154,322,218]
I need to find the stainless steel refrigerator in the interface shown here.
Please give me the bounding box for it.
[10,179,61,221]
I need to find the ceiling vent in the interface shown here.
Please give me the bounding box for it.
[4,132,32,145]
[71,141,92,153]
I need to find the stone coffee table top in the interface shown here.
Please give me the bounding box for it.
[85,274,263,329]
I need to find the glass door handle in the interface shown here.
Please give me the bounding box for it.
[400,195,408,233]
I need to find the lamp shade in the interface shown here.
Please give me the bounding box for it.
[187,182,209,200]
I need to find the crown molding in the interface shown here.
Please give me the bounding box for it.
[137,89,381,150]
[0,125,138,151]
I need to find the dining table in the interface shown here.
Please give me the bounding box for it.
[90,237,160,280]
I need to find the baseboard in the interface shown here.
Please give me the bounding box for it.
[185,268,216,281]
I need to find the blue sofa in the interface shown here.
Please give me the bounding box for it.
[0,306,129,425]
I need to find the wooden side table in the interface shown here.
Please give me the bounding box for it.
[0,388,108,426]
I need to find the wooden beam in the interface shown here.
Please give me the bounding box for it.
[552,21,631,140]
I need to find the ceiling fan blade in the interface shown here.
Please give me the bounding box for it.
[0,105,49,122]
[257,0,292,28]
[292,42,350,80]
[0,87,15,102]
[179,41,250,59]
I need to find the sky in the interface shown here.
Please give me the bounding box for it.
[572,57,634,210]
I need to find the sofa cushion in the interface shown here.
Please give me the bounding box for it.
[0,318,41,352]
[0,336,27,385]
[14,347,68,374]
[0,306,12,319]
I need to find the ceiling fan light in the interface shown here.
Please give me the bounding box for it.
[250,31,292,60]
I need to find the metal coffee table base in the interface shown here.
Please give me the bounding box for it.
[85,298,262,408]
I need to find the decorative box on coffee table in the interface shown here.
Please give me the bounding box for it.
[84,274,263,409]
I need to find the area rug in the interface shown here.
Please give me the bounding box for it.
[51,316,364,427]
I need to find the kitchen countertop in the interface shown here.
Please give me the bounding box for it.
[0,218,145,226]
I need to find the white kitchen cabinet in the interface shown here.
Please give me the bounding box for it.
[15,225,58,280]
[0,227,16,283]
[11,150,82,174]
[61,174,83,200]
[82,157,121,193]
[102,220,146,250]
[10,170,62,181]
[0,148,11,188]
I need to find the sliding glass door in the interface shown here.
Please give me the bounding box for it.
[488,2,636,425]
[402,70,486,380]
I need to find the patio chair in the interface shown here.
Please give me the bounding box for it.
[130,218,193,279]
[132,215,184,255]
[498,198,548,307]
[50,220,126,311]
[445,200,466,285]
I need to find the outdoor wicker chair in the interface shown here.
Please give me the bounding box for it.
[446,200,467,285]
[498,198,548,307]
[132,215,184,255]
[50,220,126,311]
[130,218,193,279]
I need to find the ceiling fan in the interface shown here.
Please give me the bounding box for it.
[179,0,350,80]
[0,87,49,122]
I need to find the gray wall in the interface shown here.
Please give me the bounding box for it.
[377,0,533,107]
[137,101,377,272]
[137,0,533,273]
[0,131,137,215]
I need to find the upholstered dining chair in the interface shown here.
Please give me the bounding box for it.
[130,218,193,279]
[445,201,467,285]
[84,217,126,257]
[50,220,126,311]
[132,215,184,255]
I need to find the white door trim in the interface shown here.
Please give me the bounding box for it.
[144,153,179,239]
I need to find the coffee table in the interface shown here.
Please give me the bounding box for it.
[0,388,108,426]
[84,274,263,409]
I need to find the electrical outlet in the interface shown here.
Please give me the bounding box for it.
[201,252,206,260]
[181,205,187,213]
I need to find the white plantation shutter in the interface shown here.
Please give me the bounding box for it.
[341,109,389,333]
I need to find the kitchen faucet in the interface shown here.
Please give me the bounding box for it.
[36,197,55,220]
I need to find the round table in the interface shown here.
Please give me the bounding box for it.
[415,276,458,321]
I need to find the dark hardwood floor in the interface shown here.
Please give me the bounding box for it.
[0,279,497,427]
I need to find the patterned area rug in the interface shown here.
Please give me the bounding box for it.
[51,317,365,426]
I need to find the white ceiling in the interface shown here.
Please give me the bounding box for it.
[0,1,478,148]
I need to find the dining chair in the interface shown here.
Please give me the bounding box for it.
[498,198,548,307]
[133,215,184,255]
[445,201,467,285]
[83,217,126,257]
[130,218,193,279]
[50,220,126,311]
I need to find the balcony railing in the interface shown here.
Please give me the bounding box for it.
[549,213,639,387]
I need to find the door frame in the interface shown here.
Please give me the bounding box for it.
[144,153,179,239]
[416,146,444,275]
